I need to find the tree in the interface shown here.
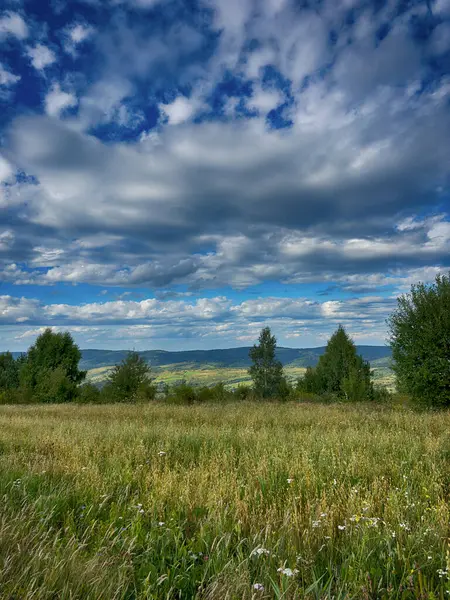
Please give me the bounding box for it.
[0,352,20,392]
[105,351,155,402]
[387,272,450,407]
[299,326,373,401]
[248,327,286,398]
[20,329,86,403]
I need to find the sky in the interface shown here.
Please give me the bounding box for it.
[0,0,449,351]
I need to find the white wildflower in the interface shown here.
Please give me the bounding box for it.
[338,525,346,531]
[287,478,294,484]
[253,583,265,591]
[158,451,167,457]
[251,547,270,557]
[277,567,298,577]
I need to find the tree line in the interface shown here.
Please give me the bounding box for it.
[1,272,450,407]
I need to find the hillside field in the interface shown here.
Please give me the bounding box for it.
[0,402,448,599]
[87,363,396,391]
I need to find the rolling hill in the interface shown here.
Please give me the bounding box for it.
[79,345,391,371]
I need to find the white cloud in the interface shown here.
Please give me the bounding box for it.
[160,96,198,125]
[27,44,57,71]
[247,87,284,114]
[0,231,14,251]
[45,83,77,117]
[0,12,28,40]
[69,23,93,44]
[0,296,40,324]
[0,62,20,87]
[0,154,14,183]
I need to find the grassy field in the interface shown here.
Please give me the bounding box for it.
[0,402,448,599]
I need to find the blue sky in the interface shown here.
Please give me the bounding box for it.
[0,0,449,351]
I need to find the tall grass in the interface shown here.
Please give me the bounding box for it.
[0,402,448,599]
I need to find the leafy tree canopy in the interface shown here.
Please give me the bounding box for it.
[298,325,373,401]
[388,272,450,407]
[105,351,155,402]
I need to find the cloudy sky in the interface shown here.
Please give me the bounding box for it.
[0,0,449,351]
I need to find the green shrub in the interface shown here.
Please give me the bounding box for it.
[167,383,197,405]
[233,384,251,400]
[77,382,102,404]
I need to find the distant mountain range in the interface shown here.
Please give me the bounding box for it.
[77,345,392,371]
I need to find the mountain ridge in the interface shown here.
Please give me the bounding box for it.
[76,345,392,370]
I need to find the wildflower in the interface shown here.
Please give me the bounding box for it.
[333,479,337,485]
[158,451,167,457]
[251,547,270,557]
[287,478,294,484]
[253,583,265,592]
[427,556,432,560]
[158,521,165,526]
[399,522,410,531]
[277,567,298,577]
[338,525,346,531]
[312,520,320,528]
[320,512,327,518]
[138,509,145,514]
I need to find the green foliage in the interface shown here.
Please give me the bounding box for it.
[19,329,86,403]
[166,382,198,405]
[248,327,285,398]
[77,382,102,404]
[34,366,79,404]
[298,326,373,401]
[105,351,155,402]
[388,272,450,407]
[0,352,20,392]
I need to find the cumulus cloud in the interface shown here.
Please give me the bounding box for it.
[44,83,77,116]
[27,44,57,70]
[0,12,28,40]
[160,96,198,125]
[1,0,449,348]
[0,62,20,87]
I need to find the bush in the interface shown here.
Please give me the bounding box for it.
[77,382,102,404]
[233,384,251,400]
[388,272,450,407]
[167,383,198,405]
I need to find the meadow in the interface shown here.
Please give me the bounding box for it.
[0,402,448,599]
